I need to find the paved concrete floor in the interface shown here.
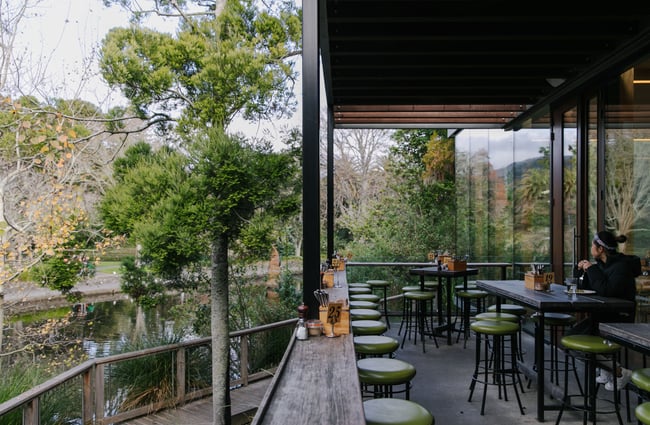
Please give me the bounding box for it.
[383,314,637,425]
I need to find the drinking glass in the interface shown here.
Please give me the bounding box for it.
[567,281,577,294]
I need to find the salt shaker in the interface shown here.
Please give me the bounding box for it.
[296,303,309,340]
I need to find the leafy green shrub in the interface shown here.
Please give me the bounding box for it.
[0,362,47,423]
[108,334,187,412]
[119,256,165,308]
[0,360,80,425]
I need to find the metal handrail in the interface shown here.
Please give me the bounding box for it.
[0,318,297,424]
[346,261,513,280]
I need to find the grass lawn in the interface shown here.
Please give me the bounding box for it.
[96,261,122,274]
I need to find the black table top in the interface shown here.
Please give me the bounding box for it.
[599,322,650,356]
[475,280,634,313]
[409,266,479,277]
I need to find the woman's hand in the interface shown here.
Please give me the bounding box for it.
[578,260,592,270]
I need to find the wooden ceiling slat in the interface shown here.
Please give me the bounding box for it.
[321,0,650,128]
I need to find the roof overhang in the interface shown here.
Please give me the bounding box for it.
[319,1,650,129]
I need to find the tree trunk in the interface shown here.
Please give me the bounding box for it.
[211,233,231,425]
[133,305,146,341]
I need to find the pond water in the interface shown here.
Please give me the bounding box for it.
[6,293,192,360]
[81,296,190,358]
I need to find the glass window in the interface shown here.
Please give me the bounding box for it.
[455,124,550,278]
[587,97,598,236]
[563,107,578,277]
[604,60,650,258]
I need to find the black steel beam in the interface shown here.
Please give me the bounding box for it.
[302,0,320,319]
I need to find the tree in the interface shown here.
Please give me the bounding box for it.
[605,131,650,244]
[342,129,457,261]
[100,129,299,424]
[388,129,457,252]
[0,0,47,93]
[0,0,139,361]
[0,95,131,375]
[323,128,391,247]
[100,0,301,134]
[515,147,551,230]
[98,2,301,423]
[0,96,126,285]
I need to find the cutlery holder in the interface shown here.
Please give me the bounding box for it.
[525,272,554,290]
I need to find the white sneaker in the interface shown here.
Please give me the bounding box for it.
[605,368,632,391]
[596,370,612,384]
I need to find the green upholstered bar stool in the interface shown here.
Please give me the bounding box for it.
[363,398,434,425]
[354,335,400,359]
[487,303,527,316]
[423,280,440,318]
[401,290,439,352]
[455,283,478,291]
[474,311,519,322]
[349,282,372,288]
[453,282,478,316]
[488,303,528,359]
[474,311,525,393]
[351,308,382,321]
[350,300,380,310]
[637,402,650,425]
[455,290,489,348]
[352,319,388,336]
[357,357,416,399]
[401,285,421,292]
[399,285,423,336]
[424,280,439,291]
[631,368,650,393]
[349,286,372,295]
[555,334,624,425]
[367,280,392,328]
[530,312,579,388]
[350,293,381,303]
[468,320,525,416]
[398,285,435,337]
[631,368,650,422]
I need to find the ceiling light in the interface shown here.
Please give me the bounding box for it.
[546,78,566,88]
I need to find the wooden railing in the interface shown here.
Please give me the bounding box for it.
[0,318,297,425]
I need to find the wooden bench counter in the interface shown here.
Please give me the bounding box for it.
[251,270,365,425]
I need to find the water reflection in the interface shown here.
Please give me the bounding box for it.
[8,294,191,359]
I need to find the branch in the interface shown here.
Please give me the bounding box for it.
[73,114,173,142]
[166,86,195,108]
[18,107,174,141]
[119,0,213,20]
[1,253,45,285]
[170,0,200,33]
[280,49,303,61]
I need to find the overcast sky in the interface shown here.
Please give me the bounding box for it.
[16,0,302,142]
[18,0,544,156]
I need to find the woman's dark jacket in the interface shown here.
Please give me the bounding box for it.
[582,253,641,323]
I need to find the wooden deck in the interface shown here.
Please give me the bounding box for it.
[122,378,271,425]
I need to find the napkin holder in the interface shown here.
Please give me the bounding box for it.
[447,259,467,271]
[525,272,554,291]
[331,258,346,271]
[319,302,350,335]
[322,270,334,288]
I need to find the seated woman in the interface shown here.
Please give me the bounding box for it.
[573,230,641,390]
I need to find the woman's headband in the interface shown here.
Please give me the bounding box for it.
[593,233,616,251]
